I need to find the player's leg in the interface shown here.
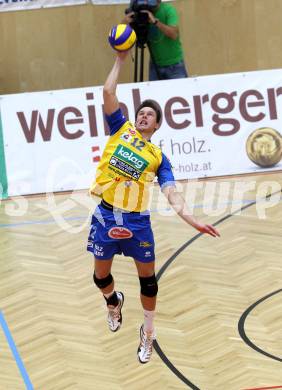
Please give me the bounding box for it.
[134,259,157,363]
[87,207,124,332]
[94,257,124,332]
[94,257,114,299]
[119,213,156,361]
[134,260,157,313]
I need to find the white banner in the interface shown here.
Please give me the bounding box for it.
[1,69,282,196]
[0,0,172,12]
[90,0,173,4]
[0,0,174,12]
[0,0,87,13]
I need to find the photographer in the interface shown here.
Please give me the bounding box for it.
[123,0,188,81]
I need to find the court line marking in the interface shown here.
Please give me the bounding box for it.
[0,311,34,390]
[154,189,282,389]
[1,192,281,388]
[0,199,257,229]
[242,387,282,390]
[238,289,282,362]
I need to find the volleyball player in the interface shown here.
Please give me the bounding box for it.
[87,50,220,364]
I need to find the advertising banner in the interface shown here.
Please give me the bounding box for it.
[0,0,87,13]
[90,1,173,4]
[0,0,172,13]
[1,69,282,196]
[0,115,8,199]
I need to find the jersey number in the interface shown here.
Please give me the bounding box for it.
[131,137,145,151]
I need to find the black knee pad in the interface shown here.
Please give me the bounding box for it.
[139,274,158,297]
[93,272,113,289]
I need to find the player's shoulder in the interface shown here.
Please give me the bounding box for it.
[149,141,161,152]
[115,120,136,135]
[148,141,163,161]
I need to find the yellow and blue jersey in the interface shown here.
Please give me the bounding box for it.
[90,108,175,212]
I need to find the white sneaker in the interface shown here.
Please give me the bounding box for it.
[107,291,124,332]
[137,324,156,364]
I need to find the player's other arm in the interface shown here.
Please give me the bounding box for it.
[162,185,220,237]
[103,51,130,115]
[157,155,219,237]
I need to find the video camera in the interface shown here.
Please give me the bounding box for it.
[128,0,158,13]
[125,0,159,45]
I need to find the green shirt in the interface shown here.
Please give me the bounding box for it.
[148,3,184,66]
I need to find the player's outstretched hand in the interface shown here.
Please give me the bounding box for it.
[194,223,220,237]
[116,50,131,62]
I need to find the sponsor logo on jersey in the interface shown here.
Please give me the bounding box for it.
[120,133,133,143]
[114,145,148,171]
[87,241,93,249]
[128,128,136,135]
[94,244,104,257]
[109,144,149,180]
[108,227,133,239]
[139,241,153,247]
[109,163,140,180]
[90,225,97,240]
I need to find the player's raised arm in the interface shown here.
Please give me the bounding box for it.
[162,184,220,238]
[103,51,130,116]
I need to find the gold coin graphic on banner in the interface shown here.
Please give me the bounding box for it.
[246,127,282,167]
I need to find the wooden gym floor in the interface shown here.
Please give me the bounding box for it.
[0,172,281,390]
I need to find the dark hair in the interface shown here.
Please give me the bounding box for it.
[135,99,162,123]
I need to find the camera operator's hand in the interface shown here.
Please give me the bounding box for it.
[122,11,134,24]
[140,10,156,24]
[141,9,179,40]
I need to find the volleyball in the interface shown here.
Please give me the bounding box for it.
[108,24,136,52]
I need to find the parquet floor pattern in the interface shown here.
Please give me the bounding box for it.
[0,173,281,390]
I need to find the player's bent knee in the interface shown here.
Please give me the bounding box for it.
[93,272,113,289]
[139,274,158,297]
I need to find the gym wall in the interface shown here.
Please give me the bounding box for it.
[0,0,281,94]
